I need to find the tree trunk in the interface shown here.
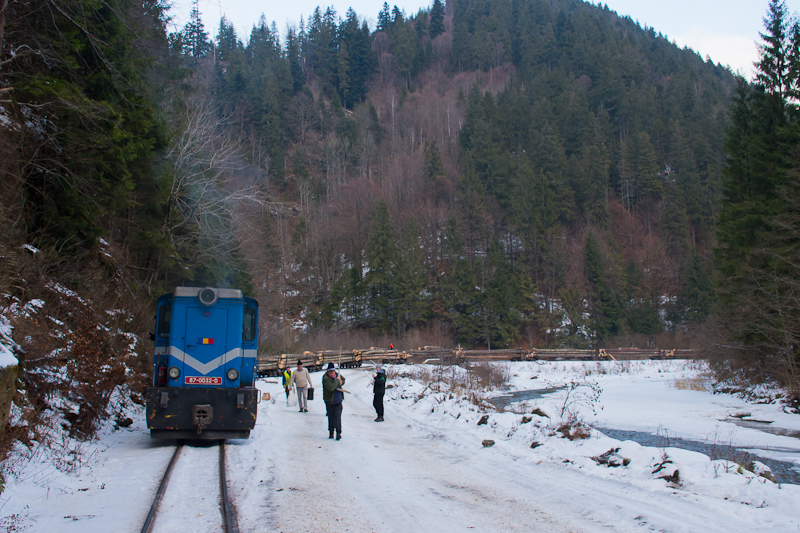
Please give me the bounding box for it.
[0,0,8,56]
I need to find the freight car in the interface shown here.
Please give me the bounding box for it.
[145,287,259,439]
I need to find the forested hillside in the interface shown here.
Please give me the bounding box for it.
[201,0,735,352]
[0,0,738,355]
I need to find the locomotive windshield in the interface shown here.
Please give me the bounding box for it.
[243,307,256,342]
[156,304,171,339]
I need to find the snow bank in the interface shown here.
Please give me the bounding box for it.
[0,315,17,369]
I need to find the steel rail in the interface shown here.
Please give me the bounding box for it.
[219,439,239,533]
[141,443,184,533]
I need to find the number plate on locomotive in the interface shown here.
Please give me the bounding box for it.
[185,376,222,385]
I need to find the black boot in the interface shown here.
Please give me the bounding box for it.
[335,429,341,440]
[329,430,334,439]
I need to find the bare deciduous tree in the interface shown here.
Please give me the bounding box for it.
[160,95,284,282]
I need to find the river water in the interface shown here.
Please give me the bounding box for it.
[488,388,800,485]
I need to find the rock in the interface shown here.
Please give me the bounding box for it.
[482,439,495,447]
[622,457,631,466]
[591,447,621,466]
[752,461,776,482]
[530,441,541,449]
[115,416,133,428]
[477,414,489,425]
[521,416,531,424]
[530,408,548,418]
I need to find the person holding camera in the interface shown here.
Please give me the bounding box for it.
[322,363,346,440]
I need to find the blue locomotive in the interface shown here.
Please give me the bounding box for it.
[145,287,259,439]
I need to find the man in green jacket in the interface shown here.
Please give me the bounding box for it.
[322,363,345,440]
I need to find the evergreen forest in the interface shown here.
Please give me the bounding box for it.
[1,0,798,399]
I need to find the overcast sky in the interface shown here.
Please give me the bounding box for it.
[168,0,800,79]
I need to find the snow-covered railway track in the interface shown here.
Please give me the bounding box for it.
[141,440,238,533]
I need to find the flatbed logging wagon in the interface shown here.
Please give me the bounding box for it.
[253,346,694,377]
[256,350,363,377]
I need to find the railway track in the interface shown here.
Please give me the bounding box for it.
[142,440,238,533]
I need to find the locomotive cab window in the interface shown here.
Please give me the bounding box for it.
[243,307,256,342]
[157,305,171,339]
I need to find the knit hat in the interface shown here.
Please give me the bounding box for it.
[326,363,336,371]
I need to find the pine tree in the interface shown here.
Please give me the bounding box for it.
[285,27,306,93]
[584,233,620,345]
[423,140,447,203]
[183,0,211,59]
[337,10,373,107]
[478,236,520,348]
[429,0,446,39]
[438,217,480,344]
[394,221,431,332]
[365,201,398,331]
[677,252,713,323]
[378,2,392,31]
[715,0,800,393]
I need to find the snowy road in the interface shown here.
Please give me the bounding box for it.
[229,369,573,532]
[226,368,777,533]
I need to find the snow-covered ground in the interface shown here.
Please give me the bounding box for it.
[2,360,800,532]
[0,316,17,369]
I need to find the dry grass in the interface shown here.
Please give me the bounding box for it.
[406,362,510,405]
[672,378,710,391]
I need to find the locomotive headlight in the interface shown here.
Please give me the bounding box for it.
[227,369,239,381]
[168,366,181,379]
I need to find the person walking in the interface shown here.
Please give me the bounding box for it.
[373,366,386,422]
[290,360,313,412]
[322,363,345,440]
[282,367,294,406]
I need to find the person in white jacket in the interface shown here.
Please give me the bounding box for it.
[289,360,313,412]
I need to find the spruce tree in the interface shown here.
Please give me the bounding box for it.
[479,236,520,348]
[365,201,398,332]
[183,0,211,59]
[394,221,431,332]
[430,0,446,39]
[715,0,800,393]
[584,233,620,345]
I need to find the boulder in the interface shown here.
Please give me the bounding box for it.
[482,439,495,448]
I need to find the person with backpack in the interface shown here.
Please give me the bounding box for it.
[322,363,346,440]
[373,367,386,422]
[282,367,293,406]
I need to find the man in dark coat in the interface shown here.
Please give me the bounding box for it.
[373,367,386,422]
[322,363,346,440]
